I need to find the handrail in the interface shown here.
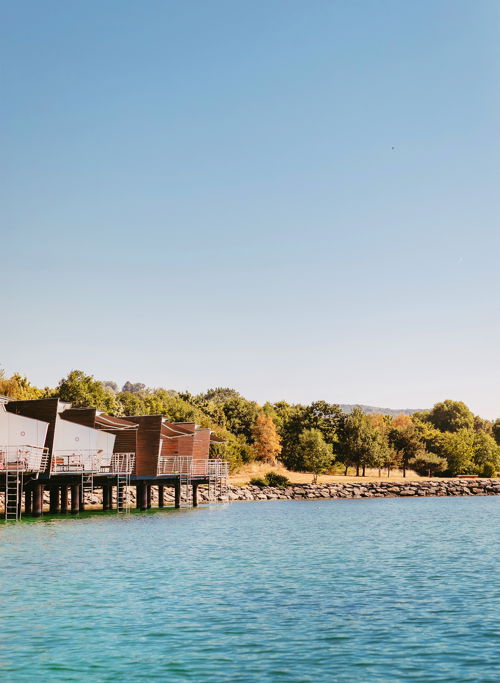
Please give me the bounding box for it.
[157,456,229,477]
[51,449,112,474]
[0,445,49,473]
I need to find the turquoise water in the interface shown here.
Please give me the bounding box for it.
[1,498,499,682]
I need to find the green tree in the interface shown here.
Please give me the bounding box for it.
[410,451,447,477]
[389,414,425,477]
[472,431,500,473]
[492,419,500,446]
[436,429,475,475]
[56,370,119,413]
[299,428,334,483]
[427,400,475,433]
[341,408,379,476]
[0,372,43,400]
[219,396,260,442]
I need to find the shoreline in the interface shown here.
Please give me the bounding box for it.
[2,478,498,516]
[225,478,500,502]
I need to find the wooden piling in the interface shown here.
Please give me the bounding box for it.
[174,482,181,509]
[192,483,199,507]
[146,484,151,509]
[158,485,164,508]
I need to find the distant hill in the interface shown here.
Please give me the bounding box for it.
[339,404,425,417]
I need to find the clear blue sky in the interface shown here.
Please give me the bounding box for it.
[2,1,499,417]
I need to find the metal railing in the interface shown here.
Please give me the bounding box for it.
[51,450,111,474]
[0,445,49,473]
[110,452,136,474]
[157,455,193,476]
[157,456,228,478]
[208,459,229,478]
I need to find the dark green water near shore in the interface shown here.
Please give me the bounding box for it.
[1,497,499,681]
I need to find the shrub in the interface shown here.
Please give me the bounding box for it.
[249,472,290,488]
[249,477,267,487]
[264,471,290,488]
[481,462,496,478]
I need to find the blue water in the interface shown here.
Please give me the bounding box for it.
[1,498,499,682]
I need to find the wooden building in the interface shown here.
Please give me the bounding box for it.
[5,398,116,473]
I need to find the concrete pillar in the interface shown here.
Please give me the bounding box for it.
[158,485,164,508]
[71,484,80,514]
[192,483,199,507]
[60,485,69,514]
[49,487,60,514]
[32,483,44,518]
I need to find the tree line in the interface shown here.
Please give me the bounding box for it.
[1,369,499,478]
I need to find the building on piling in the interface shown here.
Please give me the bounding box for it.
[1,398,228,518]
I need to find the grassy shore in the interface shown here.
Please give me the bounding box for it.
[229,462,430,485]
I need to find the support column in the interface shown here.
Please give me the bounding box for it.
[146,484,151,509]
[137,482,148,511]
[71,484,80,514]
[80,484,86,511]
[32,483,44,518]
[174,482,181,509]
[49,487,60,514]
[24,488,32,515]
[103,485,111,510]
[158,485,164,508]
[192,483,199,507]
[60,485,69,514]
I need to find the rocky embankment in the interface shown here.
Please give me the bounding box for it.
[224,479,500,502]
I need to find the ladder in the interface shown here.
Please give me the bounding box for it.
[218,464,229,503]
[5,467,23,522]
[179,460,192,507]
[81,472,94,508]
[116,473,131,513]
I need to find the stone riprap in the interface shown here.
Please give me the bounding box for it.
[222,479,500,502]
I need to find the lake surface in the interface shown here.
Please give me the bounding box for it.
[1,497,499,681]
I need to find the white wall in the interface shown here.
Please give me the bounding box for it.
[53,416,116,470]
[0,406,49,448]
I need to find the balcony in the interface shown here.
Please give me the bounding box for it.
[157,456,228,478]
[0,445,49,473]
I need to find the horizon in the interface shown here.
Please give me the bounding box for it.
[2,1,499,419]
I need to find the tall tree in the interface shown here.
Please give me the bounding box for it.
[435,429,475,475]
[342,408,379,476]
[252,413,282,465]
[492,419,500,446]
[57,370,119,413]
[299,428,335,483]
[389,414,425,477]
[427,400,475,433]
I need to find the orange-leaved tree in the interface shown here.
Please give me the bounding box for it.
[252,413,282,465]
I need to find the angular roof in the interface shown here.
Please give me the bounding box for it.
[95,413,138,430]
